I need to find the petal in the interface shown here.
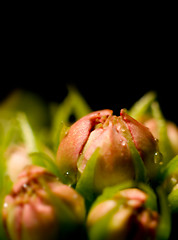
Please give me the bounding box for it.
[120,109,159,179]
[56,109,112,184]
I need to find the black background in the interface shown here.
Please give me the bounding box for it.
[1,9,177,125]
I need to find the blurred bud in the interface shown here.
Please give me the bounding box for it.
[3,165,85,240]
[57,109,159,192]
[144,119,178,155]
[87,188,159,240]
[5,144,31,182]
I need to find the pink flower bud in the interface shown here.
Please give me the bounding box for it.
[3,165,85,240]
[57,109,158,192]
[87,188,159,240]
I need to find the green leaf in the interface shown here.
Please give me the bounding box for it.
[29,152,67,184]
[151,102,175,164]
[51,86,91,152]
[156,186,171,240]
[129,91,156,120]
[51,93,73,152]
[0,90,49,132]
[168,188,178,213]
[137,182,158,211]
[76,148,100,206]
[68,86,91,119]
[17,112,38,153]
[88,206,118,240]
[53,121,70,154]
[92,181,157,211]
[160,155,178,181]
[92,181,135,208]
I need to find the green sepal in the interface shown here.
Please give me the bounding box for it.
[76,148,100,207]
[168,188,178,213]
[129,91,156,120]
[29,152,67,184]
[118,113,147,183]
[160,155,178,181]
[92,181,135,208]
[151,102,174,164]
[92,181,157,211]
[68,85,92,119]
[137,182,158,211]
[88,205,118,240]
[0,111,38,155]
[51,86,91,152]
[16,112,39,153]
[53,121,70,154]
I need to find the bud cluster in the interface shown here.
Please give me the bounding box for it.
[0,90,177,240]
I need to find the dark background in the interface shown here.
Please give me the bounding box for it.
[1,9,177,124]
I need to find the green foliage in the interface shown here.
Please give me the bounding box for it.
[151,102,175,164]
[51,86,91,152]
[129,92,175,165]
[129,91,157,120]
[156,186,171,240]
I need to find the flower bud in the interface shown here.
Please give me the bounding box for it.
[5,144,31,182]
[56,109,159,192]
[3,165,85,240]
[87,187,159,240]
[144,119,178,156]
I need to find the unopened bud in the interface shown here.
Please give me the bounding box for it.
[87,188,159,240]
[57,109,159,192]
[3,165,85,240]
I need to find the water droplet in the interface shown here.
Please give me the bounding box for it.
[65,171,70,176]
[23,183,28,189]
[154,152,163,165]
[170,177,177,186]
[65,130,69,136]
[4,202,8,208]
[121,141,126,146]
[22,183,29,191]
[64,171,72,180]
